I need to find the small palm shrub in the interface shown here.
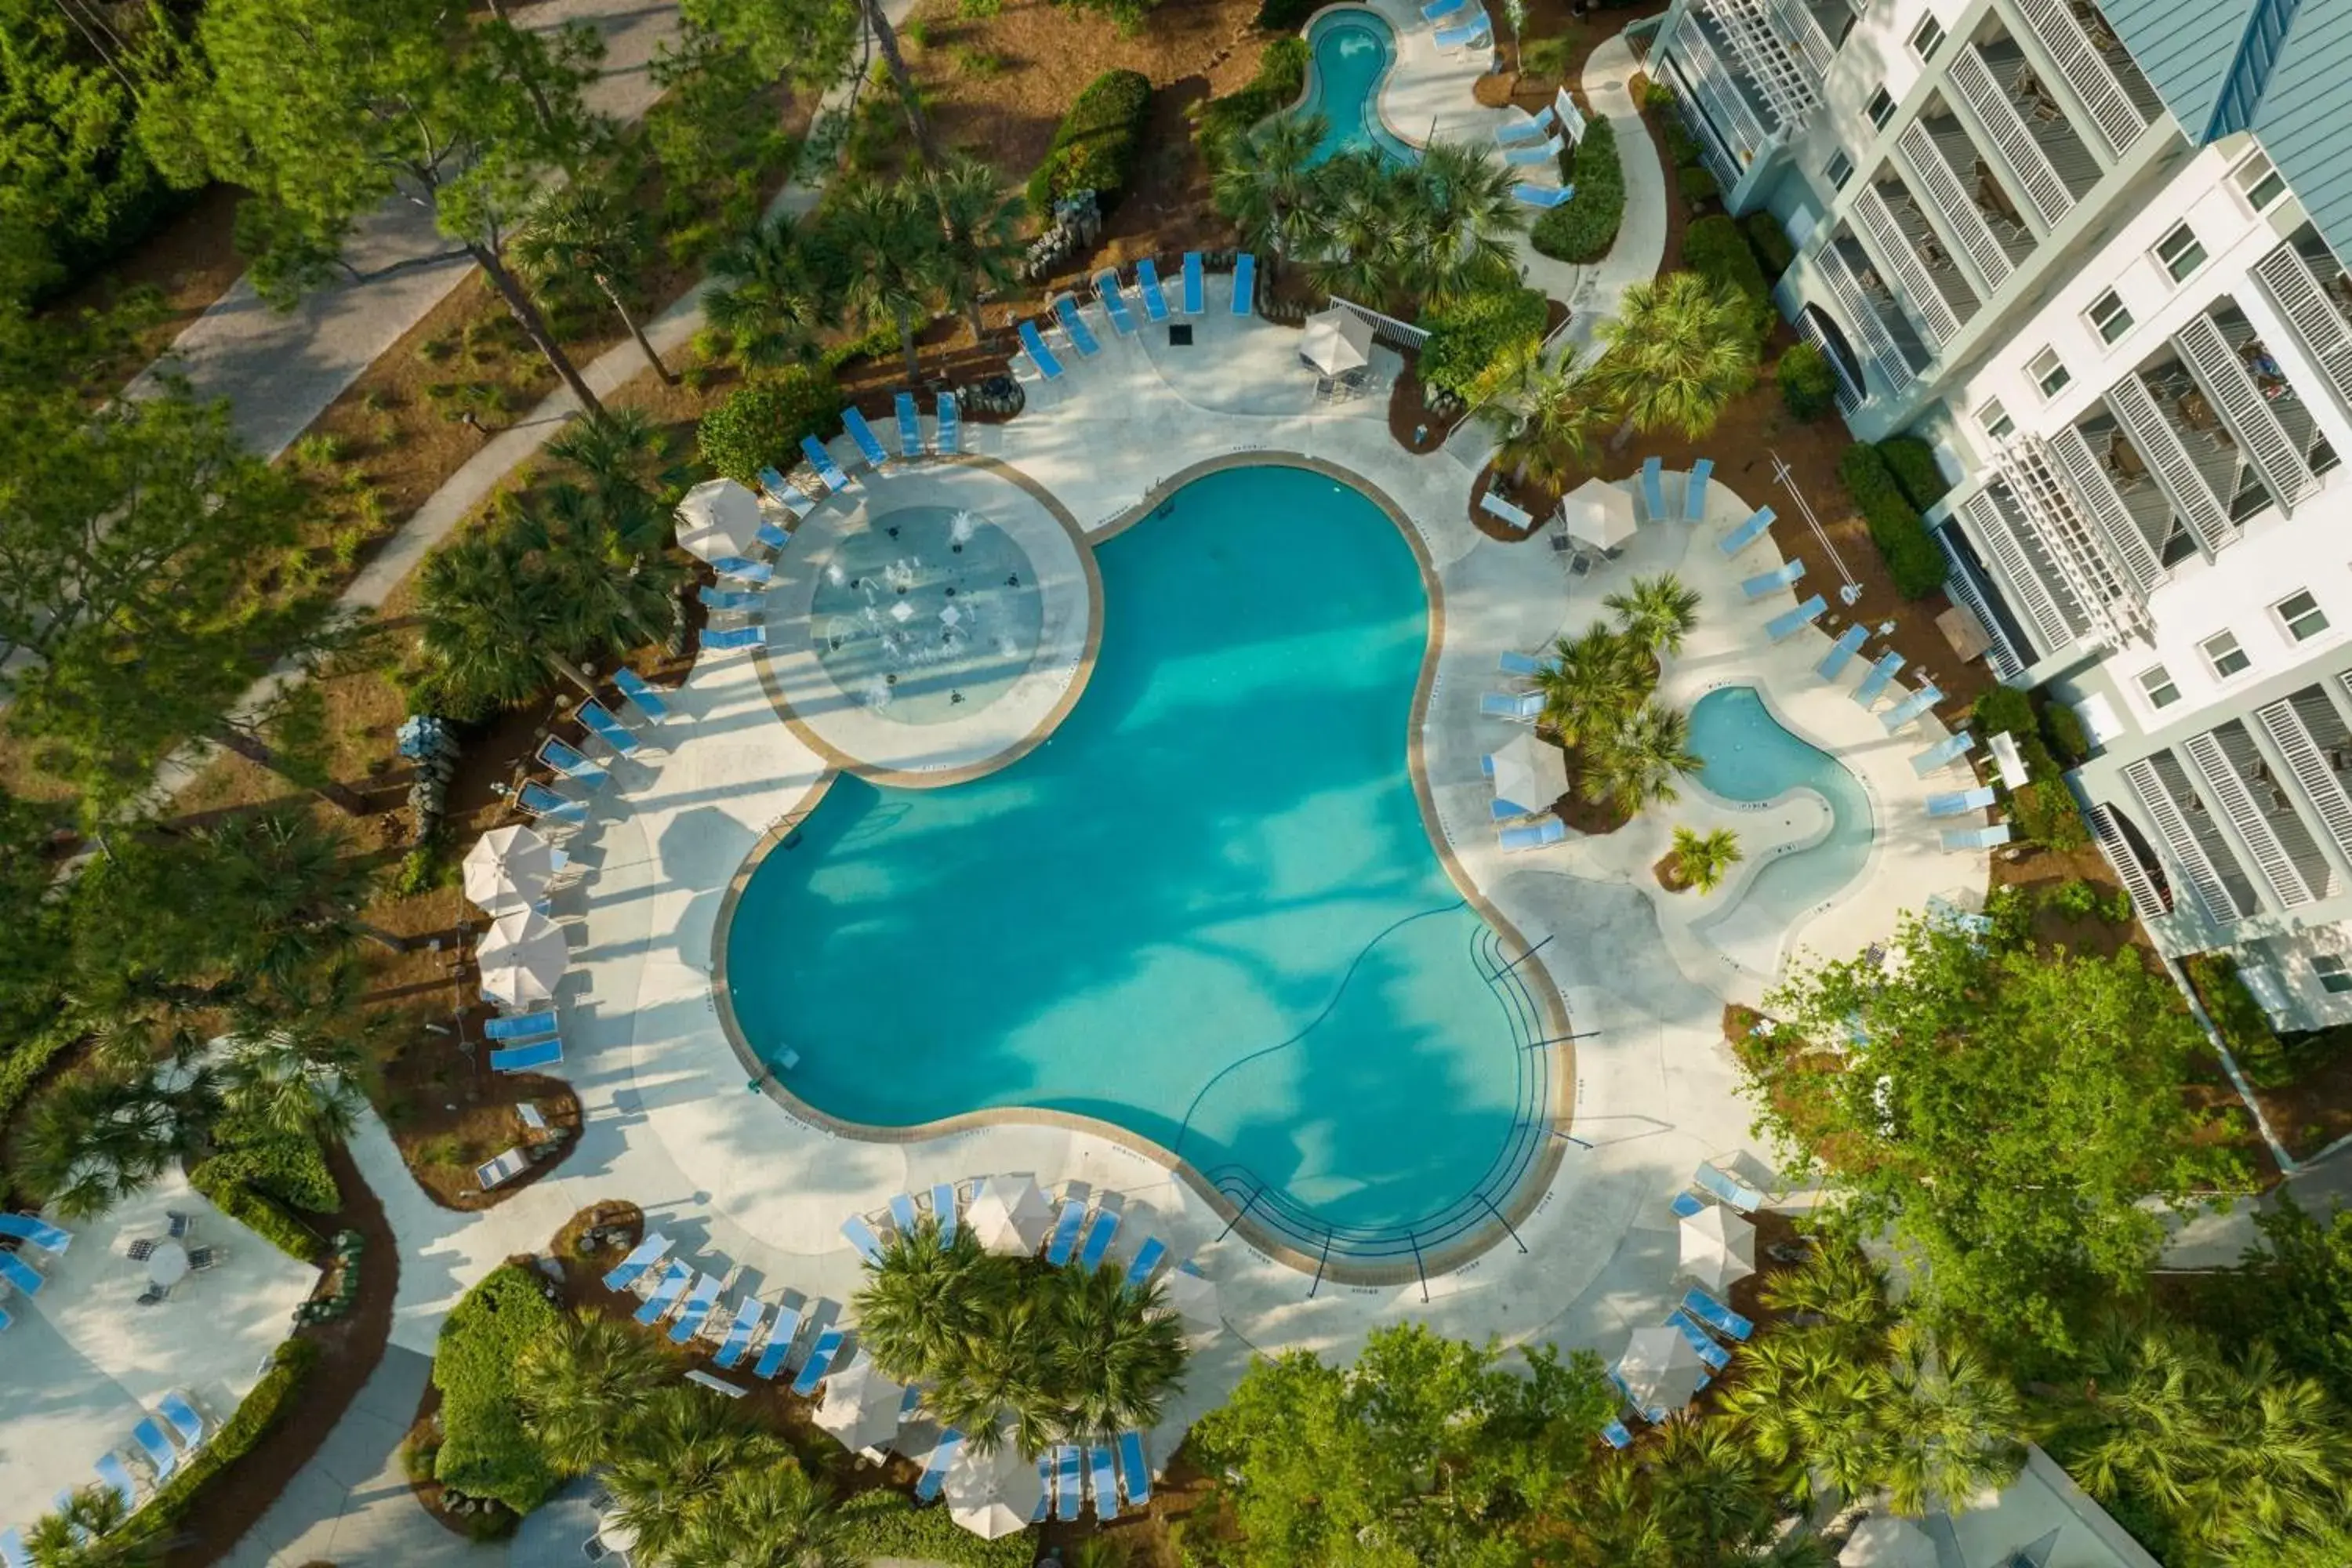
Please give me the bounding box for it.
[696,368,841,484]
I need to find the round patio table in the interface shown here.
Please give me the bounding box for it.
[147,1240,190,1288]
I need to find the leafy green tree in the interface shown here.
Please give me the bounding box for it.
[1582,698,1700,812]
[142,0,612,415]
[703,209,831,374]
[1875,1326,2026,1519]
[546,407,691,526]
[1759,1242,1896,1359]
[515,181,675,383]
[1670,826,1742,893]
[821,180,946,383]
[415,528,574,713]
[0,786,68,1032]
[1211,113,1328,278]
[216,994,373,1145]
[1595,272,1759,443]
[920,158,1025,342]
[686,0,929,162]
[1606,572,1702,658]
[1479,350,1609,492]
[517,1308,677,1473]
[853,1218,1000,1384]
[2229,1196,2352,1407]
[20,1065,219,1219]
[1051,1261,1188,1438]
[1410,140,1526,307]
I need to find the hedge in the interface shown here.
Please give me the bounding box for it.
[1970,685,2090,850]
[1778,340,1837,421]
[1661,119,1702,169]
[696,368,842,484]
[1254,0,1316,27]
[1836,444,1946,599]
[835,1488,1034,1568]
[1677,164,1719,209]
[2185,952,2295,1087]
[189,1159,326,1262]
[1530,116,1624,264]
[1744,212,1796,279]
[433,1265,565,1514]
[1877,434,1951,510]
[1419,286,1548,401]
[1684,215,1772,344]
[0,1021,78,1140]
[204,1118,340,1213]
[1027,69,1153,213]
[1196,38,1308,167]
[122,1338,321,1544]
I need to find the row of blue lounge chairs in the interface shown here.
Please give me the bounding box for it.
[1599,1170,1769,1446]
[604,1232,854,1399]
[15,1390,215,1553]
[0,1212,71,1333]
[1018,254,1252,382]
[1033,1432,1156,1523]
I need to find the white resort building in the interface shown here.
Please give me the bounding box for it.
[1651,0,2352,1029]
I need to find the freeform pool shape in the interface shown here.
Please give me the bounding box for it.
[1301,9,1417,165]
[725,466,1551,1257]
[1690,684,1875,924]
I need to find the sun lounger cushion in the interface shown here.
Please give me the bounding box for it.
[1232,252,1257,316]
[1137,258,1171,321]
[1054,296,1102,355]
[1182,252,1206,314]
[755,1299,804,1378]
[1018,320,1065,380]
[790,1327,844,1397]
[603,1232,670,1291]
[490,1037,563,1073]
[613,666,670,723]
[1117,1430,1152,1504]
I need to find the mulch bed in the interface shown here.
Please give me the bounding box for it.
[1653,851,1691,891]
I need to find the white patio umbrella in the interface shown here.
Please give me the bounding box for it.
[1678,1203,1756,1291]
[673,477,768,565]
[1487,731,1567,817]
[475,908,568,1007]
[1560,476,1639,550]
[1159,1265,1221,1337]
[1614,1324,1706,1414]
[597,1515,639,1555]
[965,1176,1055,1256]
[813,1356,905,1452]
[946,1435,1043,1539]
[461,824,556,915]
[1299,307,1374,376]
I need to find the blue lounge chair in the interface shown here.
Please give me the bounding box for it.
[1882,684,1942,734]
[1090,1446,1120,1519]
[917,1430,964,1501]
[1669,1309,1732,1371]
[1078,1209,1121,1271]
[936,391,961,453]
[1182,251,1205,314]
[931,1182,959,1243]
[1054,296,1102,356]
[603,1232,670,1291]
[1765,595,1827,641]
[1943,823,2013,851]
[1853,651,1905,707]
[1018,319,1066,380]
[575,699,640,757]
[1815,623,1867,681]
[790,1327,845,1397]
[537,735,608,791]
[1232,252,1257,316]
[1137,258,1171,321]
[1055,1446,1083,1522]
[1926,785,1998,818]
[1684,458,1713,521]
[1693,1161,1767,1211]
[514,780,587,829]
[1482,690,1543,720]
[0,1214,71,1253]
[757,463,795,501]
[1503,136,1563,167]
[753,1299,804,1378]
[94,1454,138,1513]
[490,1037,563,1073]
[1044,1199,1087,1266]
[1433,14,1490,48]
[1639,459,1666,519]
[842,1214,886,1265]
[713,1297,765,1368]
[753,516,790,552]
[704,623,768,652]
[895,391,924,458]
[843,408,891,469]
[1422,0,1468,19]
[158,1392,207,1450]
[1117,1431,1152,1505]
[1500,818,1566,851]
[1033,1456,1054,1523]
[1609,1369,1667,1425]
[1125,1235,1167,1286]
[1682,1285,1755,1341]
[633,1261,691,1324]
[699,585,764,615]
[709,554,773,585]
[614,666,671,724]
[800,434,853,492]
[2,1527,27,1568]
[1094,270,1139,336]
[485,1008,557,1041]
[1494,104,1556,142]
[131,1418,179,1481]
[1601,1418,1633,1449]
[1499,649,1552,678]
[1719,506,1774,555]
[887,1192,920,1236]
[1911,730,1975,775]
[1669,1190,1705,1219]
[1740,559,1806,599]
[1512,182,1575,209]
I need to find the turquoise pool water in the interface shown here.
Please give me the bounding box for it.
[1690,685,1875,922]
[1301,10,1417,165]
[724,466,1545,1251]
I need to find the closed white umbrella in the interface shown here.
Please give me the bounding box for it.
[1678,1204,1755,1292]
[597,1515,639,1555]
[946,1436,1041,1539]
[965,1176,1055,1256]
[813,1356,905,1452]
[1486,731,1567,817]
[1561,477,1639,550]
[476,908,568,1007]
[1299,307,1374,376]
[674,478,768,565]
[462,825,556,915]
[1614,1324,1705,1414]
[1160,1265,1221,1337]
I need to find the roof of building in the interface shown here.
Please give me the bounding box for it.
[2243,3,2352,258]
[2097,0,2261,139]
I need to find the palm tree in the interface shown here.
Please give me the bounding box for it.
[27,1482,150,1566]
[1584,699,1702,812]
[515,183,675,383]
[605,1388,793,1566]
[1595,273,1761,443]
[1211,113,1328,277]
[1407,140,1526,306]
[1049,1265,1187,1439]
[1760,1242,1895,1357]
[704,211,831,374]
[852,1218,998,1385]
[1606,572,1702,658]
[217,1002,370,1144]
[1481,352,1610,492]
[672,1463,851,1568]
[822,180,946,383]
[920,158,1025,343]
[524,481,690,652]
[516,1308,675,1473]
[1874,1325,2025,1518]
[416,528,575,710]
[1718,1334,1882,1513]
[546,408,689,527]
[1533,622,1646,749]
[1670,826,1743,893]
[1301,151,1421,310]
[1646,1418,1779,1565]
[928,1291,1058,1457]
[20,1069,215,1220]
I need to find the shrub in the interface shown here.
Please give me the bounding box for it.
[2008,779,2089,850]
[1255,0,1316,27]
[1026,69,1152,213]
[1196,38,1308,165]
[1677,164,1719,209]
[189,1160,325,1261]
[0,1021,77,1139]
[1778,340,1838,421]
[2186,952,2294,1087]
[833,1489,1033,1568]
[1877,434,1951,510]
[434,1265,565,1514]
[2042,700,2091,765]
[122,1340,321,1544]
[1530,117,1624,264]
[1419,286,1548,401]
[1835,444,1946,599]
[1970,684,2036,741]
[201,1123,340,1213]
[1684,215,1772,343]
[1661,119,1702,169]
[696,368,841,484]
[1744,211,1796,278]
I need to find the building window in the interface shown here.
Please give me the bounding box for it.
[2235,151,2288,212]
[1865,87,1896,129]
[2315,954,2352,994]
[2086,289,2133,344]
[2201,629,2251,677]
[2275,589,2329,641]
[2029,347,2071,397]
[1977,398,2013,441]
[1824,148,1855,191]
[2155,222,2207,282]
[1910,14,1945,59]
[2138,665,2180,709]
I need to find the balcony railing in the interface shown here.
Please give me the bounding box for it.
[2181,725,2328,909]
[2038,426,2167,600]
[2174,311,2318,513]
[1852,185,1969,345]
[1694,0,1816,136]
[1765,0,1836,80]
[2121,755,2249,928]
[2085,802,2169,920]
[1896,121,2015,294]
[2103,373,2238,554]
[1948,45,2074,230]
[2250,238,2352,421]
[2257,688,2352,873]
[1671,19,1775,165]
[1813,239,1921,397]
[1929,527,2029,680]
[1956,485,2082,655]
[2010,0,2153,159]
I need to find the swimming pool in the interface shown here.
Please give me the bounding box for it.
[1690,685,1875,924]
[1301,9,1417,165]
[724,466,1554,1263]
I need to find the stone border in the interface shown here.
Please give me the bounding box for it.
[709,452,1574,1286]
